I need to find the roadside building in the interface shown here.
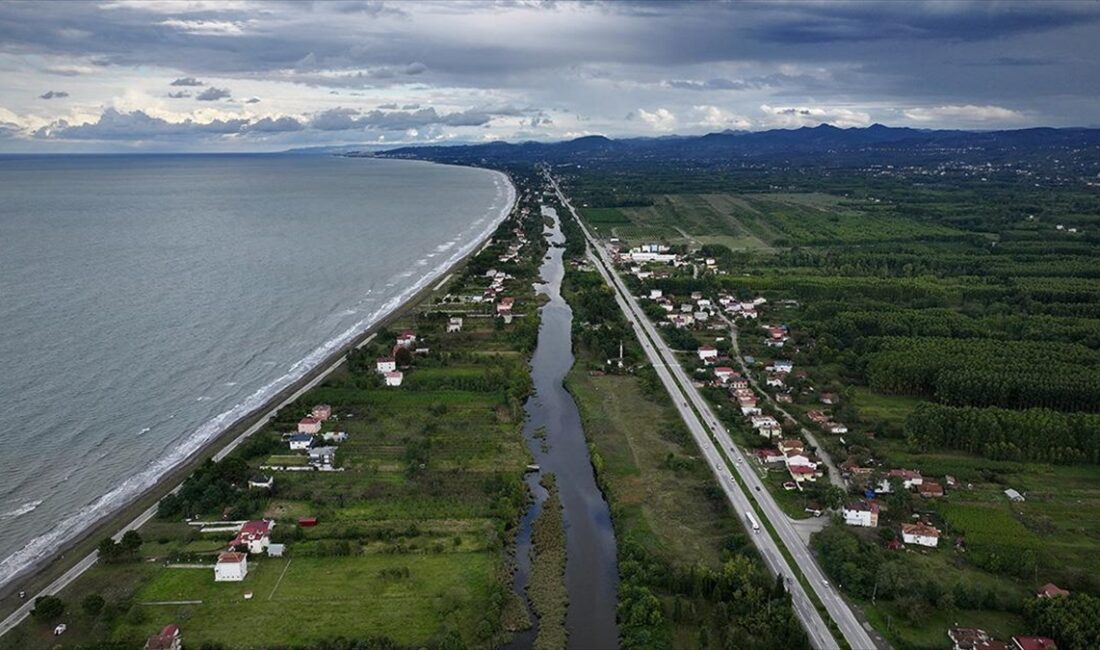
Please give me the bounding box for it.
[214,552,248,582]
[697,346,718,363]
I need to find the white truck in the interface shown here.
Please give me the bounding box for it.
[745,511,761,533]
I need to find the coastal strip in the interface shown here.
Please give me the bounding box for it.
[0,165,517,636]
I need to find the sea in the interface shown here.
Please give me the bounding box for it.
[0,153,515,589]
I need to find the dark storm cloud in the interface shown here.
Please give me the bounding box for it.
[167,91,190,99]
[34,109,249,140]
[310,106,502,132]
[38,90,68,99]
[195,87,231,101]
[170,77,204,87]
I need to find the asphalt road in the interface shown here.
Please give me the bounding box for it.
[549,173,880,650]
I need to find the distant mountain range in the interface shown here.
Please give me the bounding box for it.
[365,123,1100,171]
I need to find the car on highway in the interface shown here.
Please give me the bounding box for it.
[755,486,761,492]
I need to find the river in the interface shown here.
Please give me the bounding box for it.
[508,205,619,649]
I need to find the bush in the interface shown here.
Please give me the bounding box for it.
[81,593,105,617]
[31,595,64,621]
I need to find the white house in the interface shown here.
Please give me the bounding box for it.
[773,360,794,373]
[214,552,248,582]
[765,375,785,388]
[396,330,417,348]
[649,289,663,300]
[288,434,313,451]
[697,346,718,363]
[384,370,404,387]
[230,520,274,554]
[751,415,780,430]
[829,423,849,435]
[842,501,879,528]
[714,367,736,383]
[247,475,274,490]
[308,446,337,468]
[447,317,463,333]
[901,522,940,547]
[376,357,396,373]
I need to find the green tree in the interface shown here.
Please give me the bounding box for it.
[31,595,64,621]
[81,593,105,618]
[120,530,143,556]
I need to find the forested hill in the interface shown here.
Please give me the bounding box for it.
[370,124,1100,173]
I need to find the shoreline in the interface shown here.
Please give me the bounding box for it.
[0,164,517,635]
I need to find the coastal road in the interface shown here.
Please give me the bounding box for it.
[725,319,845,489]
[0,332,377,639]
[549,173,880,650]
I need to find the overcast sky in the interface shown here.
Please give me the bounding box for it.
[2,0,1098,152]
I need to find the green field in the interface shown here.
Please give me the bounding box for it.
[115,555,494,648]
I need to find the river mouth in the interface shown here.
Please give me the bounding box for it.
[506,205,619,650]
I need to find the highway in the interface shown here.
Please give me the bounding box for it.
[549,172,880,650]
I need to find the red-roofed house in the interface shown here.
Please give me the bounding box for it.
[902,522,940,547]
[714,367,736,383]
[144,624,181,650]
[214,552,248,582]
[788,464,817,483]
[496,297,515,315]
[949,628,991,650]
[396,330,417,348]
[230,519,274,554]
[755,448,785,464]
[311,404,332,421]
[887,468,924,489]
[385,370,404,387]
[919,481,945,498]
[1037,583,1070,599]
[297,417,321,434]
[777,438,805,454]
[376,357,396,373]
[1011,637,1057,650]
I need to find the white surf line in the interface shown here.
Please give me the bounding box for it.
[268,559,292,601]
[433,273,453,292]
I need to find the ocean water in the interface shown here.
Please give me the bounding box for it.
[0,154,514,589]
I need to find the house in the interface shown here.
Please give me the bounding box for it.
[752,415,781,430]
[773,360,794,373]
[742,404,762,416]
[697,346,718,363]
[887,468,924,489]
[288,433,313,451]
[1011,637,1057,650]
[144,624,182,650]
[919,481,945,498]
[376,357,397,373]
[322,431,348,443]
[714,367,736,383]
[819,392,838,405]
[311,404,332,421]
[784,452,815,469]
[649,289,663,300]
[1036,583,1070,599]
[384,370,404,387]
[807,410,830,424]
[267,543,285,558]
[308,446,337,468]
[949,628,991,650]
[755,448,785,464]
[788,464,817,483]
[842,501,880,528]
[447,317,463,333]
[901,522,941,547]
[247,475,274,490]
[496,297,515,315]
[730,378,749,389]
[1005,488,1026,502]
[765,375,785,388]
[758,425,781,439]
[776,393,793,403]
[297,417,321,434]
[230,520,274,554]
[777,438,805,454]
[214,552,248,582]
[396,330,417,348]
[828,423,849,434]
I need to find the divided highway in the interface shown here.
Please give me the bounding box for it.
[548,173,879,650]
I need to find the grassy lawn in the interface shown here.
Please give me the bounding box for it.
[851,386,924,435]
[115,554,494,648]
[864,604,1025,650]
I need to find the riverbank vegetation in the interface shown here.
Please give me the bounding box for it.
[528,476,567,650]
[2,171,551,650]
[560,162,1100,649]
